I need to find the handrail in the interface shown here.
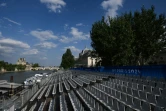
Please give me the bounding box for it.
[67,79,77,89]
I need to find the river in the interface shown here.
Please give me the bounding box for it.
[0,70,53,83]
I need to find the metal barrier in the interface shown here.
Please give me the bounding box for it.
[1,77,48,110]
[71,65,166,78]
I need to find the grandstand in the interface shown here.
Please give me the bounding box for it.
[2,67,166,111]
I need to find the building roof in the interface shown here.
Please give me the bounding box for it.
[79,46,92,57]
[0,82,22,89]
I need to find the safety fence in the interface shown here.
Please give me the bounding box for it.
[71,65,166,79]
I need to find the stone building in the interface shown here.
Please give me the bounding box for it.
[16,58,26,65]
[0,67,6,72]
[75,47,101,67]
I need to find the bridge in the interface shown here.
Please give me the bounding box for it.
[30,66,59,71]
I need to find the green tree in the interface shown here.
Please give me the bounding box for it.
[60,49,75,69]
[32,63,39,68]
[132,6,166,65]
[16,64,26,70]
[91,16,134,66]
[90,6,166,66]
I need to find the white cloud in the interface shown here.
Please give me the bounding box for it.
[0,33,50,63]
[30,30,58,41]
[0,45,13,53]
[62,46,80,52]
[0,33,30,56]
[0,38,30,49]
[40,57,47,60]
[40,0,66,13]
[70,27,89,40]
[0,3,6,7]
[3,17,21,25]
[59,27,89,43]
[59,36,70,43]
[101,0,123,18]
[22,49,39,55]
[35,42,57,49]
[74,41,78,44]
[76,23,83,26]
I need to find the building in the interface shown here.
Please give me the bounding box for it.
[75,47,101,67]
[0,67,6,72]
[25,63,32,71]
[16,58,33,70]
[16,58,26,65]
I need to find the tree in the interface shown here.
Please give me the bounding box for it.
[90,6,166,66]
[132,6,166,65]
[16,64,26,70]
[0,60,27,71]
[91,16,134,66]
[60,49,75,69]
[32,63,39,68]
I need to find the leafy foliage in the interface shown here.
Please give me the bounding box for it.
[16,64,26,70]
[90,6,166,66]
[0,60,26,71]
[32,63,40,68]
[60,49,75,69]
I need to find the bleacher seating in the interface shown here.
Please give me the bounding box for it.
[19,70,166,111]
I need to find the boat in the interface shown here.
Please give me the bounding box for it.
[24,73,49,86]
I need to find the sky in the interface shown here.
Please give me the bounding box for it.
[0,0,165,66]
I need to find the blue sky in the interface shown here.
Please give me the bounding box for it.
[0,0,165,66]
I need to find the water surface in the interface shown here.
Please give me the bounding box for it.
[0,70,52,83]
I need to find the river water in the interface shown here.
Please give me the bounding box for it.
[0,70,52,83]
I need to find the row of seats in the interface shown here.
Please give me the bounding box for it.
[72,70,166,111]
[20,70,166,111]
[60,94,68,111]
[113,76,166,89]
[48,99,55,111]
[113,74,166,83]
[38,101,46,111]
[68,90,85,111]
[103,80,166,97]
[76,88,105,111]
[96,81,166,110]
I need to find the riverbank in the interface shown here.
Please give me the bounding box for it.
[0,70,28,74]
